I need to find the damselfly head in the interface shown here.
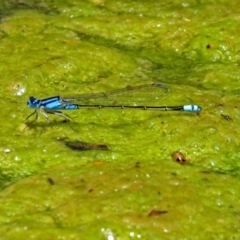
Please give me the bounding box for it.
[27,96,39,108]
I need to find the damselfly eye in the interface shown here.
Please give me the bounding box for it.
[29,96,37,104]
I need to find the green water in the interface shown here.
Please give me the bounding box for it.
[0,0,240,239]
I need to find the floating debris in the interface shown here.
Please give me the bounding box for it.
[172,151,187,164]
[47,177,55,185]
[135,161,140,168]
[148,210,168,217]
[65,140,109,151]
[221,114,232,121]
[4,149,11,153]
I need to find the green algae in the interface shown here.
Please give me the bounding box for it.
[0,0,240,239]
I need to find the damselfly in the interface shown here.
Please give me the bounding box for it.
[24,82,201,129]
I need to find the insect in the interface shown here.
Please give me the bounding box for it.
[23,82,202,134]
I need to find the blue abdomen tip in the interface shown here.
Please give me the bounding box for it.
[183,105,202,112]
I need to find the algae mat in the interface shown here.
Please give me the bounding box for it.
[0,0,240,239]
